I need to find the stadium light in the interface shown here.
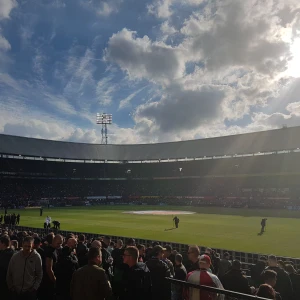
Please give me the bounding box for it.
[96,113,112,144]
[96,113,112,125]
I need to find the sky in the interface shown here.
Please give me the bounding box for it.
[0,0,300,144]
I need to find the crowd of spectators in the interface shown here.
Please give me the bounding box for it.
[1,226,300,300]
[1,178,300,210]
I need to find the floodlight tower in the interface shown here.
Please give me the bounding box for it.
[96,113,112,144]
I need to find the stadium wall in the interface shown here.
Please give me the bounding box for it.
[1,126,300,161]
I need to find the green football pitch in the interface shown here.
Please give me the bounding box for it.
[6,206,300,258]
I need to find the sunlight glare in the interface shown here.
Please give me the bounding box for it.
[286,38,300,78]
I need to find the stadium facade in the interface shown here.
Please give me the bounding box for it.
[0,126,300,161]
[1,127,300,209]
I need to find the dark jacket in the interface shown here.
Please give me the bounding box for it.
[289,273,300,300]
[76,242,88,267]
[112,247,125,270]
[101,247,113,280]
[251,260,266,287]
[265,266,293,300]
[175,264,187,281]
[55,247,79,298]
[187,259,200,273]
[174,263,187,299]
[221,269,252,294]
[146,258,171,300]
[0,248,15,297]
[120,262,152,300]
[218,258,232,278]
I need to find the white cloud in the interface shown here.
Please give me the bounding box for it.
[160,20,177,39]
[0,35,10,51]
[96,75,118,106]
[181,1,294,75]
[103,0,300,142]
[105,28,185,84]
[80,0,122,17]
[118,86,147,110]
[286,102,300,116]
[147,0,173,19]
[0,0,17,20]
[147,0,204,19]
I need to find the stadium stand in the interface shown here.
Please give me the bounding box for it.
[1,128,300,299]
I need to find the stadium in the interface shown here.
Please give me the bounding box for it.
[2,127,300,299]
[2,127,300,252]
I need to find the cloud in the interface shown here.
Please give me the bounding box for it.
[160,20,177,40]
[103,0,300,142]
[105,28,185,84]
[96,75,119,106]
[80,0,122,17]
[135,84,229,134]
[147,0,173,19]
[181,0,294,75]
[118,86,147,110]
[0,35,10,51]
[147,0,204,19]
[0,0,17,20]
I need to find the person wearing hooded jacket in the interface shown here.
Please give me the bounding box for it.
[6,236,42,300]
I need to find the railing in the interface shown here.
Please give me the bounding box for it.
[7,225,300,270]
[167,278,269,300]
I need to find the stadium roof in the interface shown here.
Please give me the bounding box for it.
[0,127,300,161]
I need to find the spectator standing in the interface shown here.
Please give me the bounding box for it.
[187,245,200,273]
[6,236,43,300]
[0,235,15,299]
[16,214,20,225]
[266,255,293,300]
[11,240,19,251]
[256,284,276,299]
[120,246,152,300]
[221,260,253,294]
[285,264,300,300]
[108,241,115,253]
[137,244,146,262]
[218,252,232,278]
[163,248,175,277]
[204,248,217,274]
[172,254,187,300]
[111,239,126,298]
[164,244,176,265]
[186,255,224,300]
[70,247,112,300]
[76,234,88,267]
[55,239,79,300]
[146,245,172,300]
[262,270,282,300]
[43,234,63,300]
[101,236,114,280]
[251,256,267,287]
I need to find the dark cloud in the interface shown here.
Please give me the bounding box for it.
[135,84,228,133]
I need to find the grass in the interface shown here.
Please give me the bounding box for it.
[6,205,300,258]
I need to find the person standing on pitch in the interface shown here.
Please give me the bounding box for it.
[173,216,180,229]
[40,207,43,217]
[261,218,267,234]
